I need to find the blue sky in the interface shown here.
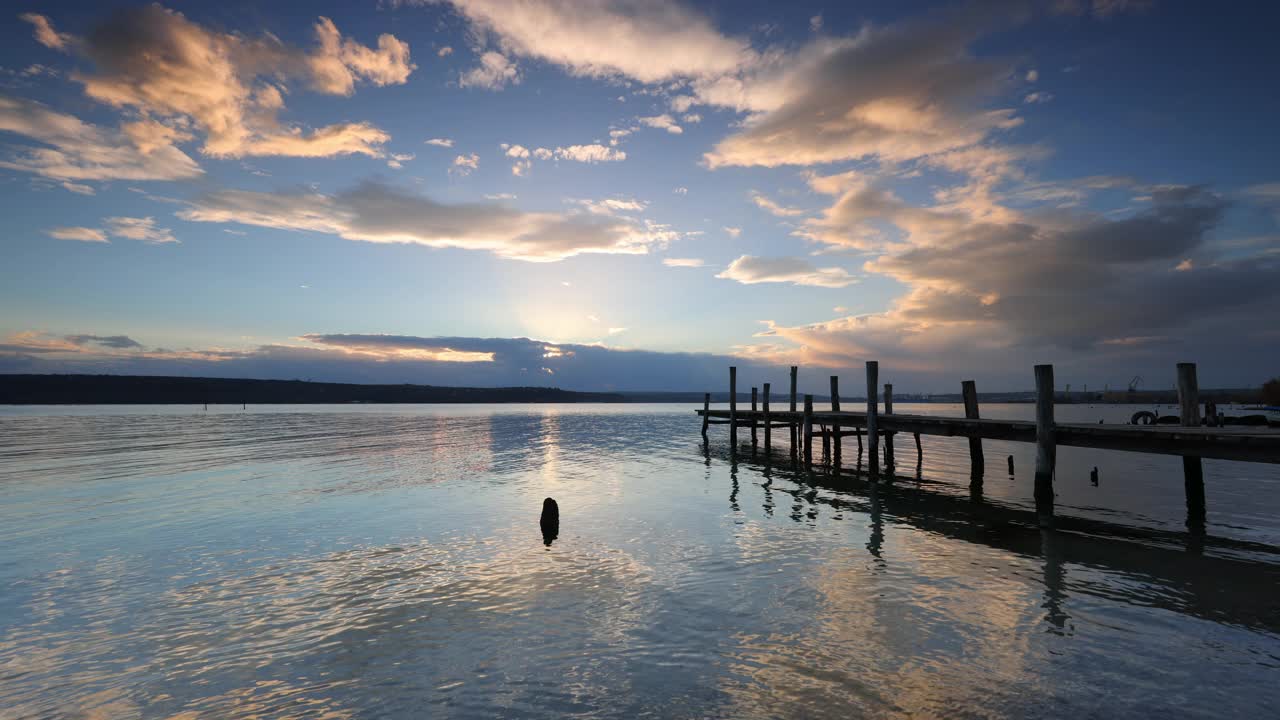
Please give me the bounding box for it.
[1,0,1278,392]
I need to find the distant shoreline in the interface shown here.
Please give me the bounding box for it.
[0,374,624,405]
[0,373,1264,406]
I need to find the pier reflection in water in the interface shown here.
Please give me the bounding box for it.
[1,403,1278,718]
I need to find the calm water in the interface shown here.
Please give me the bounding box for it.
[2,403,1278,718]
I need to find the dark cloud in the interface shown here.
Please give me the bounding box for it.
[65,334,144,349]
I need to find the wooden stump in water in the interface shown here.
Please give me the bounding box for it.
[540,497,560,545]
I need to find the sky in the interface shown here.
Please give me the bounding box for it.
[1,0,1278,393]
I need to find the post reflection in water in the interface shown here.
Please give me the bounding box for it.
[1,403,1279,719]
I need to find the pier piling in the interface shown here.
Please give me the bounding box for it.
[1178,362,1206,531]
[789,367,798,456]
[729,366,738,450]
[962,380,984,478]
[751,386,759,452]
[829,376,841,466]
[866,362,880,476]
[763,383,772,453]
[1034,364,1057,525]
[701,392,710,439]
[803,395,814,466]
[884,383,895,470]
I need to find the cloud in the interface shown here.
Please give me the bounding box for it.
[572,197,647,215]
[702,4,1026,168]
[452,152,480,175]
[750,192,805,217]
[177,181,681,262]
[554,144,626,162]
[438,46,453,57]
[673,186,688,195]
[638,114,683,134]
[46,226,108,243]
[60,181,96,195]
[425,137,454,147]
[1052,0,1154,19]
[105,216,178,244]
[65,5,411,159]
[723,226,742,238]
[717,255,858,288]
[606,327,627,335]
[427,0,753,83]
[66,334,143,349]
[20,13,73,51]
[663,257,704,267]
[1024,91,1054,104]
[0,94,202,182]
[459,51,520,89]
[387,152,415,169]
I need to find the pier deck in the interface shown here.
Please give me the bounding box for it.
[697,408,1280,464]
[697,361,1279,528]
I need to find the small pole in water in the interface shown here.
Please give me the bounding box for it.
[1090,466,1099,486]
[1008,455,1015,475]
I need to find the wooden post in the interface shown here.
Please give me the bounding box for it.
[751,386,759,451]
[866,361,880,474]
[914,432,922,464]
[1178,362,1206,531]
[962,380,984,477]
[803,394,814,466]
[701,392,710,439]
[884,383,895,470]
[789,366,798,455]
[1034,364,1056,525]
[830,375,841,466]
[729,366,738,449]
[763,383,771,452]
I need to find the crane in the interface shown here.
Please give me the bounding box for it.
[1128,376,1143,392]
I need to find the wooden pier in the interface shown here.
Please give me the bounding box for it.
[698,362,1280,528]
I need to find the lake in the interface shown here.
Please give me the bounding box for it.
[2,403,1278,718]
